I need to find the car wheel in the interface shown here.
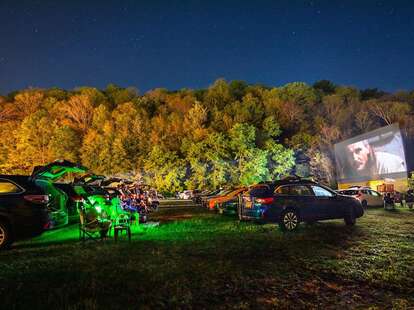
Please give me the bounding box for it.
[361,200,368,209]
[0,220,13,250]
[344,208,356,226]
[279,209,299,232]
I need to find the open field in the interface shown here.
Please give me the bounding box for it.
[1,202,414,309]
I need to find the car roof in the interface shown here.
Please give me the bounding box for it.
[0,174,31,184]
[270,179,318,188]
[348,186,370,189]
[248,178,319,193]
[0,174,42,192]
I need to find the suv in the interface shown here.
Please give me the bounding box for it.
[239,177,364,231]
[0,175,50,249]
[31,160,88,228]
[337,187,384,208]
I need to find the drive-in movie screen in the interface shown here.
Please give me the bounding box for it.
[335,124,408,182]
[1,1,414,309]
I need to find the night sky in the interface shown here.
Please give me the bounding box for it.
[1,0,413,94]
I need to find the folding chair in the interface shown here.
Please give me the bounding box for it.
[79,207,111,242]
[113,213,131,242]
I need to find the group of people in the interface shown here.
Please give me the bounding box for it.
[384,189,414,209]
[117,183,159,223]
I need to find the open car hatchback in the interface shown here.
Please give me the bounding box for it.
[31,160,88,228]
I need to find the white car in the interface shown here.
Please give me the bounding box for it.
[337,187,384,208]
[179,190,193,200]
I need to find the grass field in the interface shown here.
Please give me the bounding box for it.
[1,204,413,309]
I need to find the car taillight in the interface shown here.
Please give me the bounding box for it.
[255,197,274,204]
[24,194,49,204]
[72,195,84,203]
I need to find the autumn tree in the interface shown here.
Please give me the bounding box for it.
[12,110,57,172]
[60,94,94,133]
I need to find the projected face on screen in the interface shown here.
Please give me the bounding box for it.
[335,125,407,181]
[347,141,373,172]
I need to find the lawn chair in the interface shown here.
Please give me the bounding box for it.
[113,213,131,242]
[79,206,111,242]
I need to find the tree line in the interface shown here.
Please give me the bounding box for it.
[0,80,413,192]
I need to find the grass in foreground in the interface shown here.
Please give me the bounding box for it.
[1,206,413,309]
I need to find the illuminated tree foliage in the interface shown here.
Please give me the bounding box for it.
[0,80,412,190]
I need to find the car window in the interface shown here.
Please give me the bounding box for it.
[274,186,290,195]
[0,180,22,194]
[311,186,334,197]
[290,185,313,196]
[369,190,380,197]
[361,189,369,194]
[275,185,312,196]
[343,190,358,195]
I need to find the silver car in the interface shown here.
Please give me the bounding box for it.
[337,187,384,208]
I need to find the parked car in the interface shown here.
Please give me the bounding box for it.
[202,188,233,208]
[216,184,269,214]
[239,177,364,231]
[178,190,194,200]
[209,187,247,211]
[57,174,134,224]
[0,175,50,249]
[337,187,384,208]
[193,189,220,205]
[192,189,211,204]
[31,160,88,228]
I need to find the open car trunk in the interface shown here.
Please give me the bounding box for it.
[74,174,106,186]
[31,160,88,228]
[73,174,127,221]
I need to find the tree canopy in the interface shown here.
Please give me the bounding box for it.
[1,80,413,192]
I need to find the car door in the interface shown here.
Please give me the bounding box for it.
[0,179,30,230]
[288,185,318,222]
[369,190,383,206]
[360,189,371,205]
[271,185,316,222]
[309,185,340,220]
